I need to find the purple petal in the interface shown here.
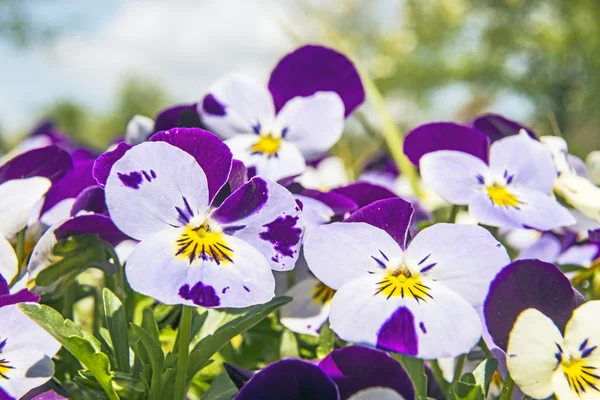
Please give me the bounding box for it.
[0,275,40,307]
[41,159,96,216]
[403,122,490,165]
[211,177,268,225]
[318,346,415,400]
[0,145,72,184]
[228,159,248,193]
[589,229,600,245]
[300,189,358,216]
[93,142,133,188]
[153,103,201,132]
[236,359,339,400]
[29,390,68,400]
[201,94,226,116]
[344,198,413,249]
[484,259,585,351]
[268,45,365,117]
[70,186,107,216]
[332,182,397,208]
[472,113,537,142]
[55,214,129,246]
[149,128,232,202]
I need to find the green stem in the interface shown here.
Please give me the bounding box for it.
[62,283,75,321]
[448,205,460,223]
[479,337,494,359]
[173,306,193,400]
[499,374,515,400]
[430,359,450,392]
[103,243,128,312]
[450,354,466,396]
[15,228,27,281]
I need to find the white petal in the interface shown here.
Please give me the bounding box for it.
[293,194,334,234]
[404,223,510,306]
[490,134,557,193]
[0,177,51,238]
[506,308,563,399]
[274,92,345,161]
[297,156,349,190]
[468,190,522,229]
[105,141,210,240]
[40,198,75,227]
[504,187,576,230]
[517,234,562,263]
[200,75,275,139]
[0,237,17,284]
[125,228,275,308]
[27,221,62,282]
[564,301,600,362]
[280,278,331,336]
[556,244,598,268]
[555,173,600,222]
[304,222,403,290]
[420,151,489,205]
[125,114,155,145]
[349,388,405,400]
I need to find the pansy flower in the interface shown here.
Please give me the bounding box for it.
[507,301,600,399]
[198,45,364,181]
[297,156,350,191]
[124,104,202,146]
[104,128,303,308]
[304,197,510,358]
[405,123,575,230]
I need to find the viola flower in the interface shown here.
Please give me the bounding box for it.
[199,45,364,181]
[104,128,303,308]
[0,304,61,400]
[124,104,202,146]
[406,123,575,230]
[472,113,536,143]
[507,301,600,399]
[297,156,350,191]
[304,197,510,358]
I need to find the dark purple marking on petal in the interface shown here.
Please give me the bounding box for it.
[476,174,485,185]
[319,346,416,400]
[376,306,419,356]
[55,214,129,246]
[0,145,73,185]
[149,128,232,202]
[235,359,339,400]
[179,282,221,307]
[371,253,388,269]
[222,225,246,235]
[484,259,586,351]
[269,45,365,117]
[333,181,397,209]
[243,285,250,293]
[259,215,302,258]
[295,199,303,212]
[418,253,431,265]
[0,275,8,296]
[92,142,133,188]
[222,287,230,294]
[300,189,358,216]
[201,93,226,116]
[419,322,427,334]
[153,103,201,132]
[420,263,437,273]
[472,113,537,143]
[71,186,107,216]
[212,177,268,224]
[403,122,490,165]
[41,159,96,215]
[344,198,414,250]
[118,171,143,189]
[0,288,40,308]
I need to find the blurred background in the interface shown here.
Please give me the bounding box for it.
[1,0,599,157]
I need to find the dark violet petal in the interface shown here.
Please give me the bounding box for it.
[93,142,133,188]
[403,122,490,165]
[376,306,419,356]
[28,119,57,137]
[179,282,221,307]
[0,145,72,185]
[70,186,107,216]
[212,177,268,224]
[484,259,585,351]
[41,159,96,216]
[318,346,415,400]
[224,363,255,389]
[229,159,249,193]
[268,45,365,117]
[153,103,201,132]
[0,288,40,308]
[55,214,129,246]
[0,275,8,296]
[149,128,233,202]
[201,94,226,116]
[472,113,536,142]
[236,359,339,400]
[364,153,400,176]
[344,198,414,249]
[332,182,397,208]
[0,387,13,400]
[589,229,600,245]
[300,189,358,216]
[29,390,68,400]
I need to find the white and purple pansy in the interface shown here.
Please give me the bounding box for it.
[124,104,202,146]
[198,45,365,181]
[472,113,537,143]
[104,128,303,308]
[304,197,510,359]
[405,122,575,230]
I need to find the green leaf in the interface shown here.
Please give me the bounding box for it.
[186,296,292,384]
[203,372,239,400]
[112,372,146,393]
[19,303,119,400]
[472,357,499,398]
[558,263,586,273]
[316,321,335,359]
[455,373,481,400]
[130,324,164,399]
[103,288,130,373]
[398,355,428,398]
[280,329,300,359]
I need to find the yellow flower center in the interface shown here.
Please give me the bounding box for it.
[251,135,281,156]
[0,359,14,380]
[311,282,336,305]
[561,357,600,395]
[375,267,432,302]
[486,183,520,208]
[176,223,233,265]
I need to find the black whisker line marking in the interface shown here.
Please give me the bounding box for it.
[379,250,389,261]
[182,196,194,217]
[418,253,431,265]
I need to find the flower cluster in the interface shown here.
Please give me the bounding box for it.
[1,45,600,400]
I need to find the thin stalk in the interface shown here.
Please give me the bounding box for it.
[450,354,466,396]
[499,374,515,400]
[430,359,450,392]
[173,306,193,400]
[448,205,460,223]
[15,228,27,280]
[479,338,494,359]
[103,243,128,311]
[62,283,75,321]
